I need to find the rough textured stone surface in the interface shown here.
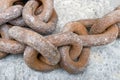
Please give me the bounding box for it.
[0,0,120,80]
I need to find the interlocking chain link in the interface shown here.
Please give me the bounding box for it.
[0,0,120,74]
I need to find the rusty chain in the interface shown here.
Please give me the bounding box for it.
[0,0,120,74]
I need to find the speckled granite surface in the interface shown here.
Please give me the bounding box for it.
[0,0,120,80]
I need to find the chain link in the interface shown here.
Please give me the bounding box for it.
[0,0,119,74]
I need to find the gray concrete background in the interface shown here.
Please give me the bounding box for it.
[0,0,120,80]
